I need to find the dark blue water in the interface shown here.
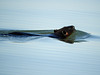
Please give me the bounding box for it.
[0,0,100,75]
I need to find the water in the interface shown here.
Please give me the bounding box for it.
[0,0,100,75]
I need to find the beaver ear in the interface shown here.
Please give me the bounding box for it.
[54,30,58,33]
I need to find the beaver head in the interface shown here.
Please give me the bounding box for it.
[54,25,75,39]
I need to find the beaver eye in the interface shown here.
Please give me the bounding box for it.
[62,31,66,34]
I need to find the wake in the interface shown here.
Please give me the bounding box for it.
[0,29,98,44]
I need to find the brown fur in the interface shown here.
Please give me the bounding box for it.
[54,25,75,39]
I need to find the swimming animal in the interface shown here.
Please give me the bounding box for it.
[2,25,75,39]
[54,25,75,39]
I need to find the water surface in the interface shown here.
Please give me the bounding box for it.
[0,0,100,75]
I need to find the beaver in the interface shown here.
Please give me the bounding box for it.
[2,25,75,39]
[53,25,75,39]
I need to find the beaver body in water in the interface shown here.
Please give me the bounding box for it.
[2,26,75,39]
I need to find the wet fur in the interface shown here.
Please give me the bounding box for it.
[2,26,75,39]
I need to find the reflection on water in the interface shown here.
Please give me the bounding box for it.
[0,36,100,75]
[0,29,100,75]
[0,0,100,75]
[0,29,91,44]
